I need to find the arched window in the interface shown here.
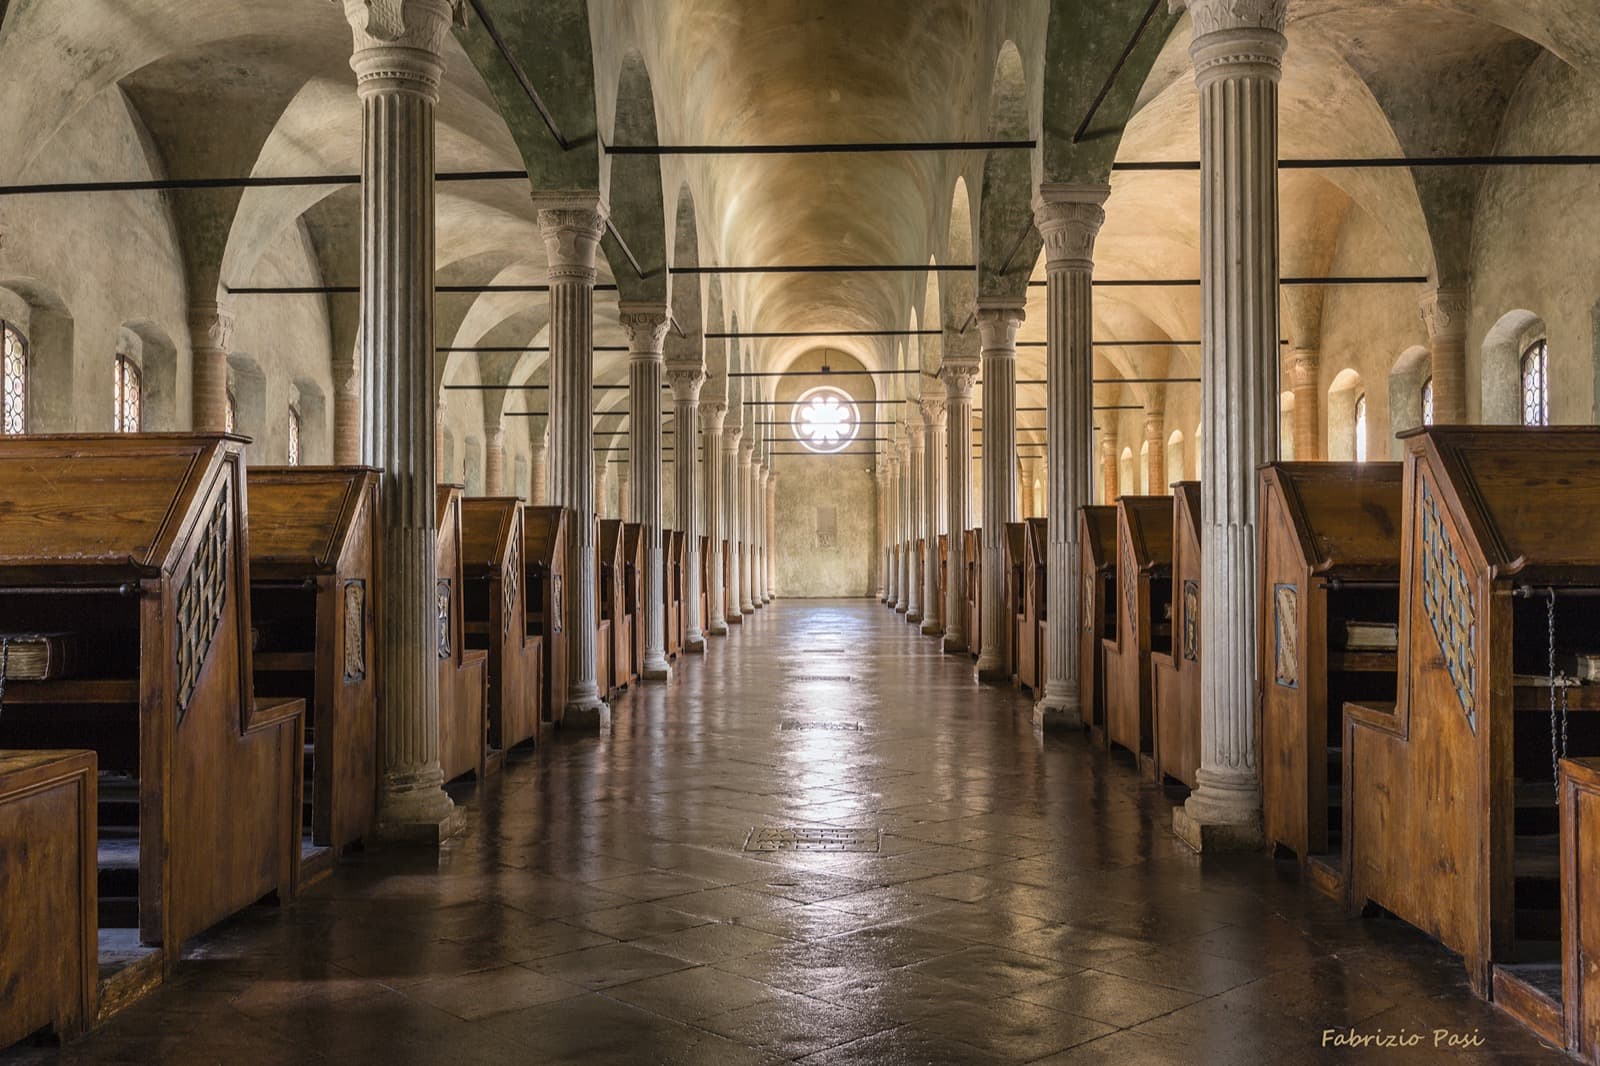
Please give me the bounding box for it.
[1354,393,1368,463]
[225,387,238,434]
[113,352,141,433]
[2,321,27,435]
[790,385,861,454]
[287,405,302,466]
[1521,339,1549,426]
[1421,377,1434,427]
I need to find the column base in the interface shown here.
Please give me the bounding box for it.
[560,697,611,733]
[1172,781,1265,853]
[727,613,743,625]
[1032,696,1083,732]
[684,634,707,653]
[942,634,968,655]
[375,771,463,846]
[906,609,922,624]
[894,604,908,615]
[920,617,942,636]
[740,601,756,613]
[642,655,671,681]
[707,621,728,636]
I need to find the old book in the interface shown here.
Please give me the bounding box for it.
[1576,654,1600,683]
[1344,621,1398,651]
[0,633,74,680]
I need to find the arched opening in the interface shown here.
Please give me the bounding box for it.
[1195,424,1202,482]
[227,353,267,451]
[1138,440,1150,494]
[2,319,28,435]
[1279,391,1295,461]
[1422,378,1435,426]
[1387,344,1431,454]
[113,334,143,433]
[1327,368,1365,462]
[1521,339,1550,426]
[120,321,178,431]
[1481,310,1545,425]
[1354,393,1369,462]
[0,279,73,432]
[1167,430,1185,484]
[464,436,483,496]
[1119,446,1134,497]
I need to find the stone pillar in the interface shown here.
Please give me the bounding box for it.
[1018,459,1036,518]
[753,461,768,606]
[616,462,631,523]
[533,194,611,729]
[1420,287,1469,424]
[941,363,978,653]
[975,300,1024,682]
[702,402,728,635]
[905,421,925,623]
[622,303,671,680]
[529,423,549,506]
[737,439,756,613]
[895,438,912,614]
[333,351,361,463]
[1100,437,1118,504]
[668,369,706,651]
[484,423,505,496]
[920,397,947,635]
[188,300,234,432]
[343,0,461,841]
[875,465,890,601]
[1289,347,1320,460]
[1143,409,1165,493]
[766,470,778,599]
[1173,0,1288,852]
[724,427,744,624]
[885,454,900,608]
[1033,183,1108,729]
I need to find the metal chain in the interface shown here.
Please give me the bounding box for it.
[0,636,8,723]
[1549,589,1559,804]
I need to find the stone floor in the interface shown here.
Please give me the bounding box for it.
[6,600,1571,1064]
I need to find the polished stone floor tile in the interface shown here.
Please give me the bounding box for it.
[5,601,1570,1064]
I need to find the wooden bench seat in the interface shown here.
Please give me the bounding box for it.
[1102,496,1173,768]
[436,485,488,784]
[524,507,568,726]
[461,497,541,754]
[1152,483,1202,788]
[1078,506,1118,743]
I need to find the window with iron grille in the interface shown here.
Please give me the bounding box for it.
[2,322,26,435]
[1521,340,1549,426]
[113,352,141,433]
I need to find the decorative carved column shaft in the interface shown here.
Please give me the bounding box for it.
[724,427,744,624]
[1420,287,1469,423]
[1175,0,1288,851]
[976,301,1024,682]
[942,363,978,652]
[484,424,505,496]
[920,397,947,635]
[623,303,671,679]
[533,194,610,729]
[669,369,706,651]
[905,422,925,623]
[1033,184,1107,728]
[189,301,234,433]
[1289,347,1320,459]
[701,402,728,635]
[343,0,461,841]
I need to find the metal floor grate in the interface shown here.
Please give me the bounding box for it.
[743,827,881,853]
[780,720,862,732]
[793,674,853,682]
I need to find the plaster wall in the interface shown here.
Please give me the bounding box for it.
[774,453,876,598]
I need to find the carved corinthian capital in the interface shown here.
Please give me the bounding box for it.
[532,194,608,281]
[700,400,727,433]
[1170,0,1288,37]
[341,0,461,94]
[919,396,948,429]
[618,303,672,354]
[975,299,1025,351]
[1033,184,1110,271]
[940,361,981,400]
[665,367,706,403]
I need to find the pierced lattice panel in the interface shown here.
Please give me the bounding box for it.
[176,484,230,718]
[342,579,366,682]
[1420,478,1477,730]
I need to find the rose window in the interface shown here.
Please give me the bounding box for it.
[791,385,860,454]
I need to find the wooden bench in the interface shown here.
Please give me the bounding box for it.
[1018,518,1046,694]
[1003,523,1025,678]
[963,529,981,659]
[1152,483,1202,788]
[1562,756,1600,1063]
[621,522,644,682]
[698,534,709,637]
[0,434,303,983]
[1257,462,1401,896]
[1102,496,1173,770]
[248,466,380,877]
[1345,428,1600,1029]
[1079,505,1118,744]
[664,529,683,659]
[461,497,541,755]
[597,520,623,696]
[936,533,949,636]
[524,506,567,726]
[0,750,97,1048]
[435,485,488,784]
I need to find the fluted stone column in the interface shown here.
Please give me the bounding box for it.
[920,397,947,635]
[885,454,900,608]
[1033,184,1108,729]
[484,424,505,495]
[1420,287,1469,423]
[1100,436,1118,504]
[754,461,768,606]
[530,422,549,506]
[724,427,744,624]
[622,303,671,680]
[1144,409,1165,492]
[905,421,926,623]
[976,300,1024,682]
[1173,0,1288,851]
[533,195,610,729]
[737,439,756,614]
[333,352,361,463]
[876,465,890,601]
[765,470,778,599]
[189,300,234,433]
[343,0,461,841]
[895,438,912,614]
[668,369,706,651]
[702,402,728,635]
[942,363,978,652]
[434,399,447,475]
[1289,347,1321,460]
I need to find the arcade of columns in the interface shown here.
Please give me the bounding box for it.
[347,0,1287,851]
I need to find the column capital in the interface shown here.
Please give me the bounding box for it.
[975,299,1025,351]
[1419,286,1470,342]
[1177,0,1288,82]
[532,193,608,280]
[619,302,671,355]
[738,438,755,462]
[939,361,981,399]
[342,0,460,97]
[188,299,236,351]
[1171,0,1287,36]
[1289,346,1320,385]
[768,471,779,488]
[1100,435,1117,457]
[1032,184,1110,272]
[908,418,926,446]
[666,366,707,403]
[700,400,727,432]
[919,395,948,428]
[723,425,743,453]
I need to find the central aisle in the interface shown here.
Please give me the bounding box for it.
[18,601,1560,1064]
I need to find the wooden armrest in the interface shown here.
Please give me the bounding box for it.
[1151,651,1175,669]
[246,695,305,734]
[461,649,489,666]
[1561,757,1600,793]
[1344,699,1400,736]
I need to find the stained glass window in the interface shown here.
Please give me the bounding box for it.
[113,353,141,433]
[225,388,238,434]
[287,406,302,466]
[790,385,860,454]
[1354,393,1368,463]
[1522,340,1549,426]
[2,322,26,435]
[1421,377,1434,427]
